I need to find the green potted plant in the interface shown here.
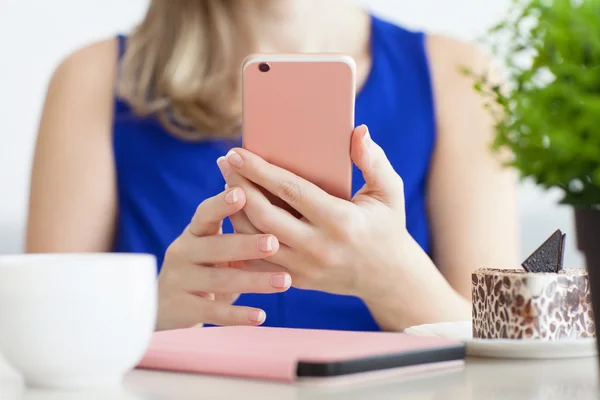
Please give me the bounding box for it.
[465,0,600,331]
[464,0,600,267]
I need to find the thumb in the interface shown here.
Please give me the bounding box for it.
[351,125,404,204]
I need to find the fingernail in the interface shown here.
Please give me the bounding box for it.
[226,150,244,168]
[362,126,372,149]
[217,156,231,176]
[270,273,291,289]
[256,235,275,252]
[225,188,238,204]
[248,309,266,323]
[224,183,229,190]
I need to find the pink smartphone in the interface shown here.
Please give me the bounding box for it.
[242,54,356,214]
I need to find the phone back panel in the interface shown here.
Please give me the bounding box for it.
[242,55,356,202]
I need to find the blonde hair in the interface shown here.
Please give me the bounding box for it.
[117,0,254,139]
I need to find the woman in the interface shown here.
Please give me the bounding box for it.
[26,0,519,332]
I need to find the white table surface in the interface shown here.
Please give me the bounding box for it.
[1,354,599,400]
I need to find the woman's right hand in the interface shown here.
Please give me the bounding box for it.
[156,186,292,331]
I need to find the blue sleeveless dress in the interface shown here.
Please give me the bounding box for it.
[112,15,436,331]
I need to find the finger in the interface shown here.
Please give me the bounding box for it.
[185,266,292,294]
[230,209,261,234]
[183,233,280,264]
[226,211,290,274]
[260,244,299,275]
[189,187,247,237]
[202,302,268,326]
[351,125,404,204]
[222,148,350,223]
[178,294,269,327]
[242,258,288,273]
[217,157,313,247]
[214,293,239,303]
[221,258,288,274]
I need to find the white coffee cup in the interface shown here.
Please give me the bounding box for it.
[0,253,157,390]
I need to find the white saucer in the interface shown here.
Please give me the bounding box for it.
[403,321,597,359]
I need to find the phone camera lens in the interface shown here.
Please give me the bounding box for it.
[258,63,270,73]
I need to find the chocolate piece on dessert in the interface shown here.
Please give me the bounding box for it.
[521,230,566,273]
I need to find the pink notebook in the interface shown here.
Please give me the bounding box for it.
[136,326,464,382]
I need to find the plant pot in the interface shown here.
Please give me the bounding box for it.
[574,208,600,352]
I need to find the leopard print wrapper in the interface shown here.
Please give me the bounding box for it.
[471,268,596,340]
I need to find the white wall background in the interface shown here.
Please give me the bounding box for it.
[0,0,584,267]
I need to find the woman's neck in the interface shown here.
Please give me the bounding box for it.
[237,0,370,55]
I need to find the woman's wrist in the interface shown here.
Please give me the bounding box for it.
[361,234,471,331]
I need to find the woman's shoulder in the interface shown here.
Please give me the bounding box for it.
[372,16,494,96]
[424,33,498,114]
[48,37,120,101]
[373,15,491,70]
[426,34,493,80]
[371,15,426,49]
[62,37,119,65]
[39,37,122,145]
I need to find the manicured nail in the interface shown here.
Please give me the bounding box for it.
[248,309,266,323]
[224,183,229,190]
[226,150,244,168]
[256,235,275,252]
[224,188,238,204]
[217,156,231,176]
[270,273,292,289]
[362,126,372,148]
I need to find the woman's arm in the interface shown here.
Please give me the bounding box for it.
[364,36,521,331]
[26,39,119,252]
[425,35,520,299]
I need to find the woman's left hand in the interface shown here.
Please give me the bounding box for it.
[216,125,409,301]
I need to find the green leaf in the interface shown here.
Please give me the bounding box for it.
[464,0,600,208]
